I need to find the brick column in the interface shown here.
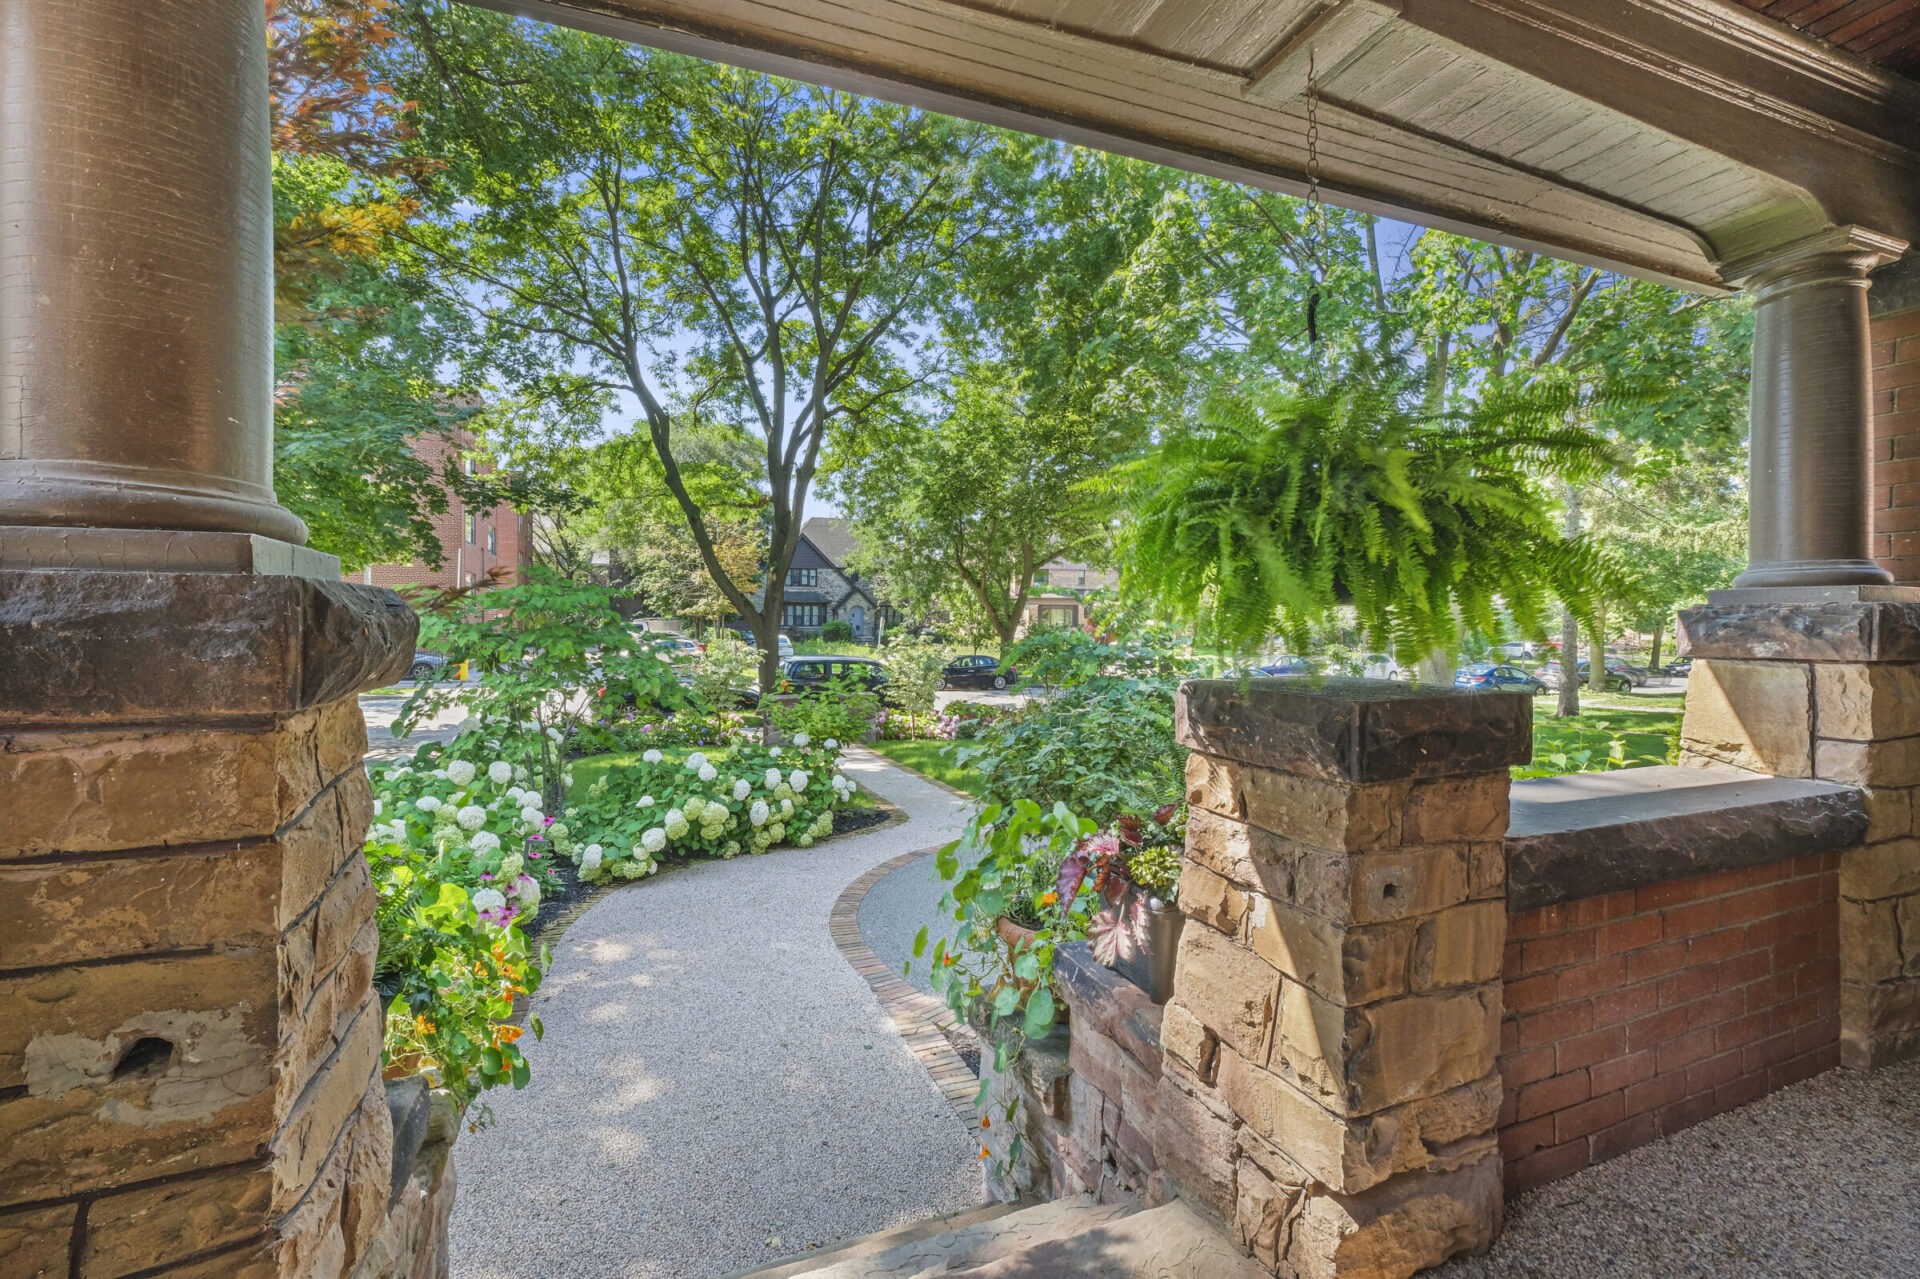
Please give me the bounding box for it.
[1872,303,1920,582]
[1681,599,1920,1068]
[0,571,414,1276]
[1154,679,1528,1279]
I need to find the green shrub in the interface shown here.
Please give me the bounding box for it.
[959,679,1185,827]
[767,674,883,745]
[820,619,855,642]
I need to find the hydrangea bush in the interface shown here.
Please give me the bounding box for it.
[560,734,858,881]
[367,748,570,930]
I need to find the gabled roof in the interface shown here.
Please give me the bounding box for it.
[800,516,859,570]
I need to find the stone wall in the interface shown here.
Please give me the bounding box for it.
[1498,852,1840,1193]
[0,570,416,1277]
[982,946,1165,1207]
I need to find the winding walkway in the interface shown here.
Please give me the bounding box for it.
[450,749,982,1279]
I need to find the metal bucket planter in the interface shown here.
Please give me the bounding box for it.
[1110,891,1185,1004]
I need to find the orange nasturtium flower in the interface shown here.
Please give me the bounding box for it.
[494,1024,524,1045]
[1039,891,1059,907]
[978,1145,990,1160]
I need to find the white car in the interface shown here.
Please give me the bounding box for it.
[1363,653,1403,680]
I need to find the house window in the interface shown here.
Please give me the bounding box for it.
[1034,569,1049,586]
[487,524,497,555]
[783,603,826,629]
[1039,605,1079,628]
[788,567,819,588]
[463,457,476,475]
[466,513,477,544]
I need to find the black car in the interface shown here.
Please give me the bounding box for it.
[777,656,891,698]
[1455,663,1549,694]
[940,654,1017,690]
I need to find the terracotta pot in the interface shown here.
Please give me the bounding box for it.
[996,916,1037,951]
[1109,890,1185,1004]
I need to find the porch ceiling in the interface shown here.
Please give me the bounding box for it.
[1740,0,1920,78]
[474,0,1920,291]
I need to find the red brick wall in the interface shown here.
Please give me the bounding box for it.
[1497,853,1840,1195]
[342,431,532,592]
[1873,307,1920,583]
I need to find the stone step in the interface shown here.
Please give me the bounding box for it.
[728,1196,1264,1279]
[716,1203,1025,1279]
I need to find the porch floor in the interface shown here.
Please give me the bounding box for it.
[1435,1055,1920,1278]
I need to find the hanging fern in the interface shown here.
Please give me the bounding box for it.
[1118,362,1621,661]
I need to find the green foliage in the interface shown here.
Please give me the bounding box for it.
[880,634,949,724]
[820,620,856,642]
[960,681,1184,828]
[370,838,547,1116]
[1001,626,1199,690]
[396,570,687,808]
[1128,844,1182,901]
[1520,709,1680,778]
[766,676,883,747]
[1119,364,1620,662]
[688,631,760,712]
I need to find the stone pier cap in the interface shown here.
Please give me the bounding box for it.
[1176,677,1533,783]
[1507,765,1866,911]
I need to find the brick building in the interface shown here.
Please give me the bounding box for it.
[341,431,532,593]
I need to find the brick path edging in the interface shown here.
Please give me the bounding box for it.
[830,848,983,1125]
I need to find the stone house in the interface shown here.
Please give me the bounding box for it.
[754,517,895,640]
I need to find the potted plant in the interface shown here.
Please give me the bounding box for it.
[1058,806,1186,1004]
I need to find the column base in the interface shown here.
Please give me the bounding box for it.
[0,526,339,577]
[1732,559,1895,589]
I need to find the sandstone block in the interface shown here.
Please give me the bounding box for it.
[0,1204,74,1278]
[1244,896,1410,1005]
[1861,788,1916,844]
[1185,754,1403,851]
[1289,1150,1503,1279]
[1271,982,1499,1115]
[1814,663,1920,742]
[1170,924,1279,1065]
[1160,1000,1219,1084]
[1,844,282,971]
[1299,844,1473,926]
[272,1005,384,1211]
[1152,1065,1241,1224]
[1403,775,1511,844]
[1681,660,1812,776]
[1841,978,1920,1069]
[83,1162,275,1277]
[1817,735,1920,787]
[279,774,364,934]
[1177,680,1530,783]
[1411,902,1505,991]
[1842,840,1920,902]
[1219,1046,1502,1194]
[1178,861,1252,938]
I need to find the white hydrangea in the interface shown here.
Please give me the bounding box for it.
[581,843,604,874]
[472,888,507,913]
[499,852,525,880]
[488,761,514,785]
[514,876,541,910]
[447,760,477,787]
[457,805,487,831]
[733,779,751,802]
[469,831,502,857]
[765,767,783,791]
[686,751,709,772]
[641,827,667,854]
[372,798,383,817]
[781,798,794,816]
[790,769,810,792]
[825,738,839,751]
[683,797,707,823]
[415,796,443,814]
[636,795,655,808]
[664,811,689,840]
[697,763,717,783]
[546,726,563,742]
[792,731,811,748]
[749,799,770,828]
[431,768,451,780]
[643,749,663,764]
[769,746,782,758]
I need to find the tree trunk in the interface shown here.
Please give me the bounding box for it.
[1587,603,1608,695]
[1648,624,1664,675]
[1556,607,1581,718]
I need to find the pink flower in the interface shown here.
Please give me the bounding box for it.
[544,815,556,826]
[481,873,493,881]
[529,850,542,859]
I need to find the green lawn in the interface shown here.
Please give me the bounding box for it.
[1529,703,1680,771]
[866,737,987,796]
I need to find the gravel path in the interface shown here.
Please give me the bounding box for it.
[360,691,468,763]
[450,748,983,1279]
[1436,1055,1920,1279]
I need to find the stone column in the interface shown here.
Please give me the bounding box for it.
[1681,598,1920,1069]
[0,572,415,1275]
[1727,227,1906,589]
[0,0,306,548]
[1154,679,1528,1279]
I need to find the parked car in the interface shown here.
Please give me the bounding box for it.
[1534,660,1636,694]
[1489,641,1551,662]
[1454,663,1548,694]
[641,633,706,663]
[405,651,448,682]
[1362,653,1403,680]
[1660,658,1693,677]
[940,654,1017,690]
[729,630,797,659]
[776,656,891,699]
[1250,655,1314,677]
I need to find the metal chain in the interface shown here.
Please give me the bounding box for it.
[1305,46,1325,233]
